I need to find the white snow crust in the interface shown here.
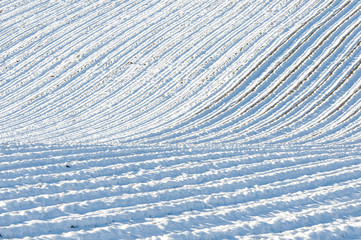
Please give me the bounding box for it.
[0,0,361,239]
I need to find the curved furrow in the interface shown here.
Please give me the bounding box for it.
[53,1,247,133]
[293,61,361,143]
[1,0,361,238]
[197,6,361,145]
[131,0,340,144]
[332,114,361,144]
[180,1,361,145]
[120,0,306,139]
[265,46,361,144]
[87,0,324,144]
[82,5,281,142]
[0,0,160,111]
[237,35,361,142]
[210,16,361,144]
[0,0,208,135]
[0,0,320,144]
[0,4,183,142]
[0,1,101,71]
[0,1,44,33]
[29,0,268,143]
[233,39,361,144]
[0,1,118,110]
[0,2,60,53]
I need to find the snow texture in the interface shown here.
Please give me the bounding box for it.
[0,0,361,239]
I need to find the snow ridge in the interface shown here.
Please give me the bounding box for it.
[0,0,361,239]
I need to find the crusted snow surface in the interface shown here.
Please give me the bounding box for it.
[0,0,361,239]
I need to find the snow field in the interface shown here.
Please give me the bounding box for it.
[0,144,361,239]
[0,0,360,144]
[1,0,361,239]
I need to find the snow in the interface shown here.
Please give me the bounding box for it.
[1,0,361,239]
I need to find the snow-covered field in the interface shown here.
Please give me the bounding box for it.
[0,0,361,239]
